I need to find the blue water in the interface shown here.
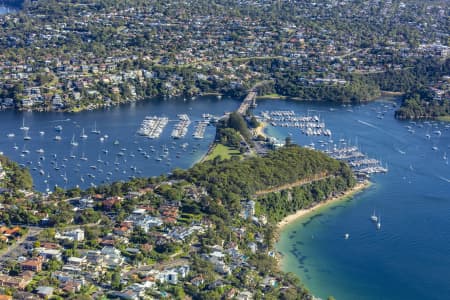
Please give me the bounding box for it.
[0,6,17,14]
[257,99,450,300]
[0,97,239,191]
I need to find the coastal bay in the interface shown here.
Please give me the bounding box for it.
[277,181,371,232]
[255,99,450,300]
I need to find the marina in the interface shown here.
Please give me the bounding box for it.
[137,116,169,139]
[324,145,388,178]
[0,95,449,300]
[0,96,240,191]
[266,99,450,300]
[171,114,191,139]
[193,120,209,139]
[261,110,332,136]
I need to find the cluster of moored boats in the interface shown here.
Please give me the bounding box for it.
[138,116,169,139]
[262,110,332,136]
[171,114,191,139]
[324,145,388,177]
[193,121,208,139]
[138,114,213,140]
[1,117,211,191]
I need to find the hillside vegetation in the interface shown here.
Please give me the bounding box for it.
[177,145,355,205]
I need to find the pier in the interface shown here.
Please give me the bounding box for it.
[171,114,191,139]
[137,116,169,139]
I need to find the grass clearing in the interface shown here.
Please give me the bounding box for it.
[257,93,287,100]
[204,144,242,161]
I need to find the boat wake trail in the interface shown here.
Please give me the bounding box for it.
[357,119,398,140]
[357,120,379,130]
[438,176,450,183]
[50,118,71,123]
[396,148,406,155]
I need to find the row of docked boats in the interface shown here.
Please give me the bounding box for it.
[193,120,208,139]
[137,116,169,139]
[324,144,388,177]
[171,114,191,139]
[137,114,212,140]
[261,110,333,137]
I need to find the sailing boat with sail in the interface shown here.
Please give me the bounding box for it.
[91,122,101,134]
[80,128,88,139]
[20,118,29,131]
[70,134,79,147]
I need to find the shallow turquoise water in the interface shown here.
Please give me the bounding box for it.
[254,99,450,300]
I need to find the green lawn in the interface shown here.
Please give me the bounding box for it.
[256,93,287,99]
[204,144,242,161]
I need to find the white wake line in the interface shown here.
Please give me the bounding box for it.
[438,176,450,183]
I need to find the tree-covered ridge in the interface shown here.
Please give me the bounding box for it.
[395,87,450,120]
[179,146,355,200]
[0,154,33,192]
[363,57,450,93]
[0,145,358,298]
[392,58,450,120]
[258,177,355,223]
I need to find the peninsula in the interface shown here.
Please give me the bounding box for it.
[0,138,361,299]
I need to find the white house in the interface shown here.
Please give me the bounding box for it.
[101,246,124,268]
[55,228,85,242]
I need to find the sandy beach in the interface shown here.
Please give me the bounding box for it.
[254,121,267,138]
[277,180,371,231]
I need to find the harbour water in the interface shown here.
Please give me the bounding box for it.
[0,5,16,14]
[0,97,240,191]
[261,99,450,300]
[1,94,449,299]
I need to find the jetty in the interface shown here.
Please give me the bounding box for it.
[137,116,169,139]
[261,110,333,137]
[324,145,388,177]
[193,120,208,139]
[171,114,191,139]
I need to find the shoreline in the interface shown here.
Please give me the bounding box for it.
[277,180,371,232]
[254,121,267,138]
[274,180,371,298]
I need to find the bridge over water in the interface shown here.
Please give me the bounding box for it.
[237,90,257,115]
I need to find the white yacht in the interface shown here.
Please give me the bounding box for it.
[20,118,29,131]
[80,128,88,139]
[371,210,378,223]
[91,122,101,134]
[70,135,79,147]
[23,129,31,140]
